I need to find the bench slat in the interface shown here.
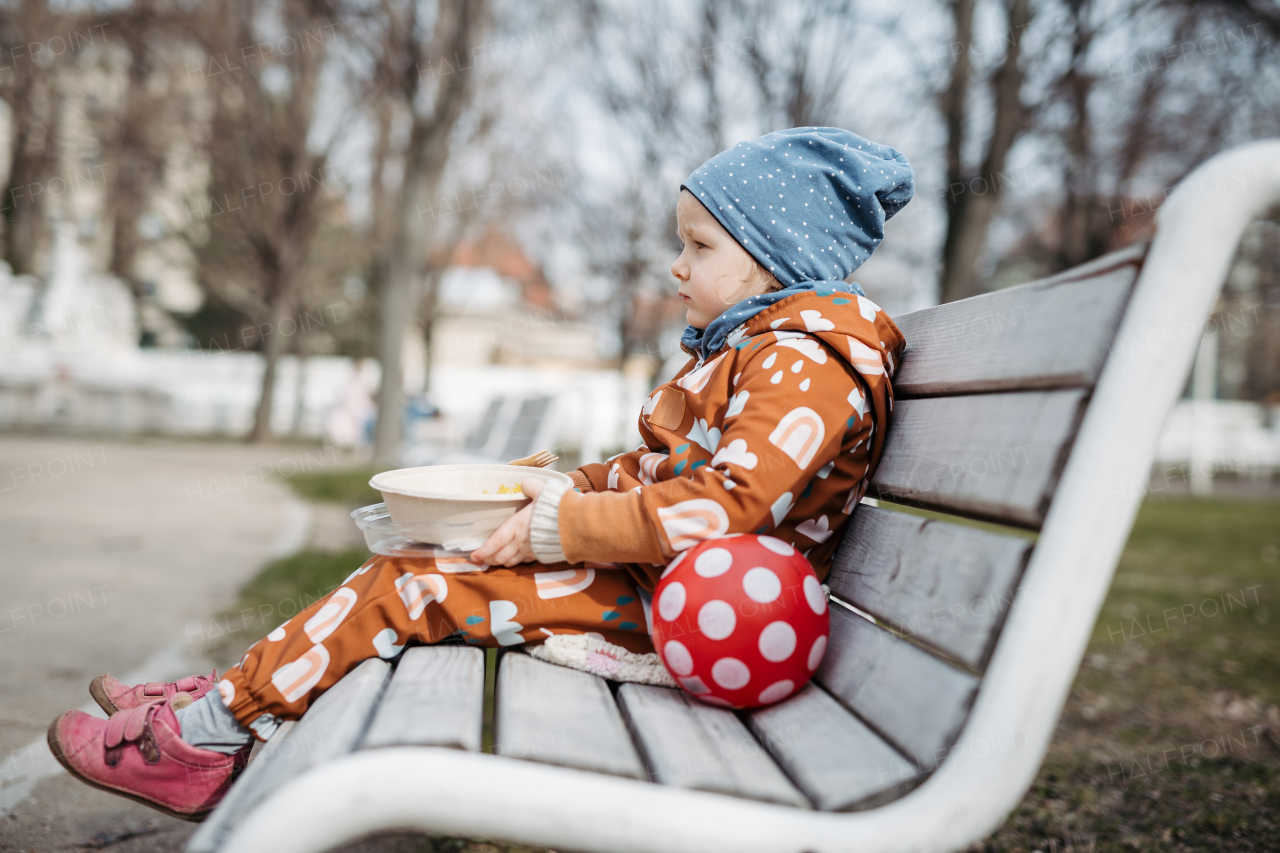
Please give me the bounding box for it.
[187,658,390,853]
[892,245,1142,397]
[748,683,922,811]
[616,683,809,807]
[828,506,1031,670]
[495,652,646,780]
[870,389,1087,528]
[361,646,485,751]
[816,606,977,771]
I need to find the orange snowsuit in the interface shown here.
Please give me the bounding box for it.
[218,290,904,739]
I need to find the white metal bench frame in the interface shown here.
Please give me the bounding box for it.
[209,142,1280,853]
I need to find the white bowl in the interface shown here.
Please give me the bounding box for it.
[368,465,573,550]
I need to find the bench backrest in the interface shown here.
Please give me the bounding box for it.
[818,243,1147,775]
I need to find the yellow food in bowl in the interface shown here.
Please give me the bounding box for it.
[481,484,523,495]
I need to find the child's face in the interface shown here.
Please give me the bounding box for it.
[671,189,769,328]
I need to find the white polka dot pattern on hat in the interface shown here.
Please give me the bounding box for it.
[808,635,828,671]
[757,537,794,556]
[803,576,828,615]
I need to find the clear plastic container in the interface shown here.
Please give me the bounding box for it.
[350,503,489,556]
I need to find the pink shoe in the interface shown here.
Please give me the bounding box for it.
[47,695,247,821]
[89,671,218,715]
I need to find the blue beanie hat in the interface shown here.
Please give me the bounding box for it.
[679,127,914,360]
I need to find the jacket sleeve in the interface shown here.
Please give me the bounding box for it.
[573,444,655,492]
[569,468,596,492]
[558,447,668,563]
[560,340,864,562]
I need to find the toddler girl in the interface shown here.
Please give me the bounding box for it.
[48,126,913,819]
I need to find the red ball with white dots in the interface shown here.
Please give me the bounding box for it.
[651,535,830,709]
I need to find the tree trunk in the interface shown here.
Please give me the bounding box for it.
[372,0,484,465]
[1056,0,1096,270]
[103,17,167,331]
[373,218,418,461]
[699,0,725,154]
[0,0,60,276]
[292,337,310,437]
[938,0,1031,304]
[417,263,448,396]
[937,0,977,304]
[249,287,293,443]
[3,126,49,276]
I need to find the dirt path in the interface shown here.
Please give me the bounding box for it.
[0,436,334,851]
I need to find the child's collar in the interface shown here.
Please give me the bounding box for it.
[679,279,865,362]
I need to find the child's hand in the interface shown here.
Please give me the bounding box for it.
[469,478,545,567]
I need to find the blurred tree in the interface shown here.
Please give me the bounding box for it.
[576,0,694,372]
[183,0,346,443]
[937,0,1033,304]
[0,0,67,275]
[731,0,860,130]
[572,0,863,379]
[1241,224,1280,405]
[994,0,1280,279]
[936,0,1278,302]
[350,0,487,465]
[91,1,206,339]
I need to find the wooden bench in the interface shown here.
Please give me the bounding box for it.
[186,141,1280,853]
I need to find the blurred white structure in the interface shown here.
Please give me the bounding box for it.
[1154,399,1280,486]
[1149,330,1280,493]
[416,362,650,464]
[0,233,650,459]
[0,345,357,438]
[0,350,647,459]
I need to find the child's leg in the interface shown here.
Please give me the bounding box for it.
[218,553,650,738]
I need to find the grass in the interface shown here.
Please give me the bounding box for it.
[203,466,386,666]
[238,546,374,612]
[970,494,1280,853]
[283,465,386,506]
[226,466,1280,852]
[203,546,373,668]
